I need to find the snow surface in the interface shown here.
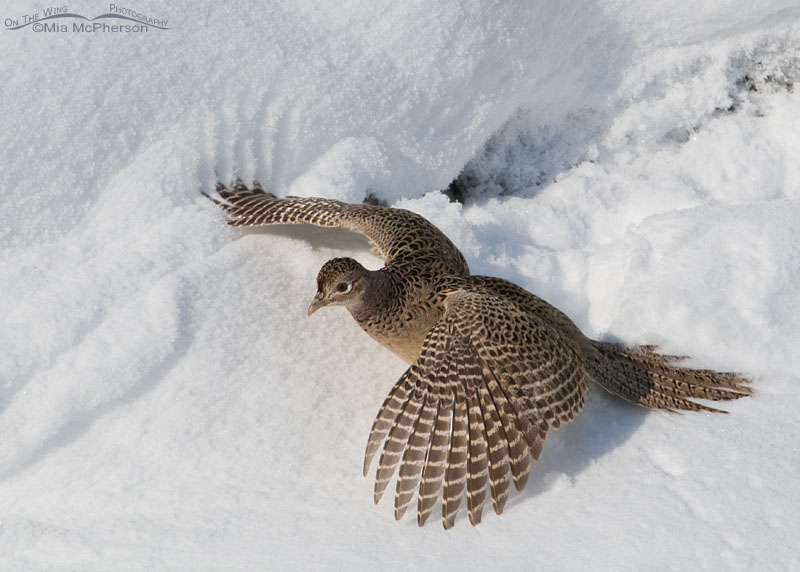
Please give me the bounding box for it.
[2,0,800,570]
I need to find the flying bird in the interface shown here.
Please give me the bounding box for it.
[205,180,752,529]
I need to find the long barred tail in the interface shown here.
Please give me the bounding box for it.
[588,342,753,412]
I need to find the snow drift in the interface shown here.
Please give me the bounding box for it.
[2,0,799,570]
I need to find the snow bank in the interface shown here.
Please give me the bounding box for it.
[2,0,799,570]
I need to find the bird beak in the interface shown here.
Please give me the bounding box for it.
[307,293,328,316]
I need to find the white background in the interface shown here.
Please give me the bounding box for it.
[2,1,799,570]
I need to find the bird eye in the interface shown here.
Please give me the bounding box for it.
[335,282,352,294]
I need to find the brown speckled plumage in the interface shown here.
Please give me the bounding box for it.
[207,180,752,529]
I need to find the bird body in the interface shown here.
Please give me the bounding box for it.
[324,261,447,364]
[207,180,752,528]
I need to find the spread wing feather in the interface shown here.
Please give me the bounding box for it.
[373,393,423,504]
[442,396,468,529]
[477,382,510,515]
[363,286,589,527]
[394,398,437,519]
[206,180,469,275]
[417,401,452,526]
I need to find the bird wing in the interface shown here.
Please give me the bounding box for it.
[205,180,470,276]
[362,286,589,528]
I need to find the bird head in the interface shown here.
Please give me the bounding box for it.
[308,257,369,316]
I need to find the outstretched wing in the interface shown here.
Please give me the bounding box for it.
[205,180,469,276]
[362,286,589,528]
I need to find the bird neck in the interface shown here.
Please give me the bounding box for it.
[347,267,394,322]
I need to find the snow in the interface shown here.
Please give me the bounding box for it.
[2,0,799,570]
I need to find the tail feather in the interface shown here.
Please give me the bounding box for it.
[589,342,753,413]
